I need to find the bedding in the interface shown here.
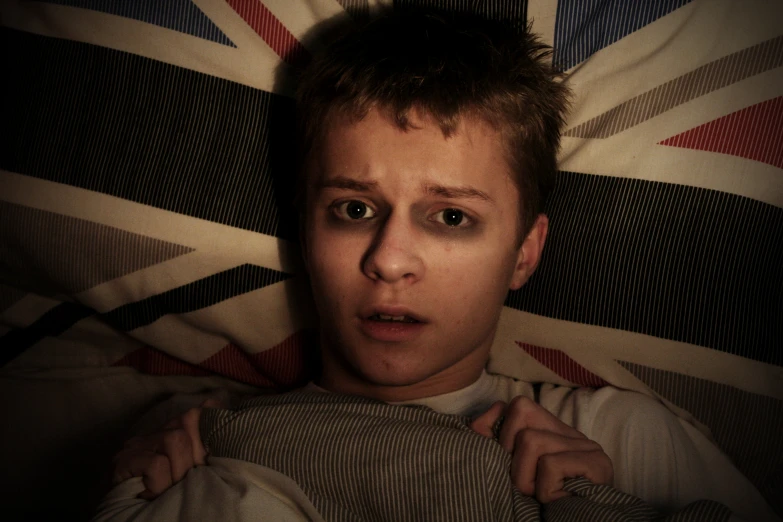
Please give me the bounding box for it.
[94,458,328,522]
[94,391,737,522]
[1,0,782,520]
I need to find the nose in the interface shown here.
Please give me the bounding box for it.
[362,212,424,284]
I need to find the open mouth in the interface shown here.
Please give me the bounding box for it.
[367,313,420,324]
[360,309,426,342]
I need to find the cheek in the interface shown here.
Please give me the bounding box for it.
[306,227,361,295]
[432,244,513,295]
[452,245,517,301]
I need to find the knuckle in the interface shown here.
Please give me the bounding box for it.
[537,452,556,471]
[508,395,534,413]
[515,429,540,452]
[163,428,189,447]
[508,396,542,426]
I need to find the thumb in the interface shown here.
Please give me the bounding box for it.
[190,396,229,464]
[470,401,506,439]
[187,396,229,463]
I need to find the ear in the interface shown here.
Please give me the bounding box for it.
[509,214,549,290]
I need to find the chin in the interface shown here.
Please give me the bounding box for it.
[354,358,435,388]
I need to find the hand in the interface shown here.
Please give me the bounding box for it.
[470,396,613,503]
[111,397,224,500]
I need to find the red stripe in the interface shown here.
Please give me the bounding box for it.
[112,346,213,378]
[199,343,277,387]
[516,341,609,388]
[226,0,310,66]
[249,329,318,388]
[112,329,317,389]
[659,96,783,169]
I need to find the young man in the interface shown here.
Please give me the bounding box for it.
[101,9,777,521]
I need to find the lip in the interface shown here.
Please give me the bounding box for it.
[358,305,428,343]
[362,305,427,323]
[359,317,427,342]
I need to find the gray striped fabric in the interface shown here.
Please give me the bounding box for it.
[201,391,732,522]
[564,35,783,139]
[0,201,194,293]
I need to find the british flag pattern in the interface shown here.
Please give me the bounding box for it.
[1,0,781,515]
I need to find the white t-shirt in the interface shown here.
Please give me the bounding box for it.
[372,371,777,521]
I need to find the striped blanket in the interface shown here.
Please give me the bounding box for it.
[201,391,732,522]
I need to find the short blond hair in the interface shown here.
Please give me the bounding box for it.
[296,9,571,239]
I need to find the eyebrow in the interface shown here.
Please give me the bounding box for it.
[424,183,494,203]
[318,177,378,192]
[318,176,494,204]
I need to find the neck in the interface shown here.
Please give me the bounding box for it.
[316,345,489,402]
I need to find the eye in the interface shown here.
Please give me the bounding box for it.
[335,200,376,220]
[433,208,469,227]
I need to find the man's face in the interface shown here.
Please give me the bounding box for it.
[302,107,546,401]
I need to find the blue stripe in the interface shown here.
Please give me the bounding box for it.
[4,29,295,240]
[0,264,291,365]
[104,264,291,331]
[0,302,94,366]
[34,0,235,47]
[506,171,783,366]
[553,0,693,70]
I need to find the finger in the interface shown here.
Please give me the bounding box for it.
[469,401,506,439]
[499,397,584,452]
[510,430,601,497]
[535,449,614,503]
[119,428,194,483]
[180,407,208,466]
[115,428,195,484]
[113,448,173,498]
[161,396,225,431]
[160,428,194,482]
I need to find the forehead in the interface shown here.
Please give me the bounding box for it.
[307,107,516,199]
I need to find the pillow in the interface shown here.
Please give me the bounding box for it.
[1,0,781,514]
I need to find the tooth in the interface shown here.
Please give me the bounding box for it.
[375,314,410,322]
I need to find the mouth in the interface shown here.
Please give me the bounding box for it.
[366,313,420,324]
[359,307,427,342]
